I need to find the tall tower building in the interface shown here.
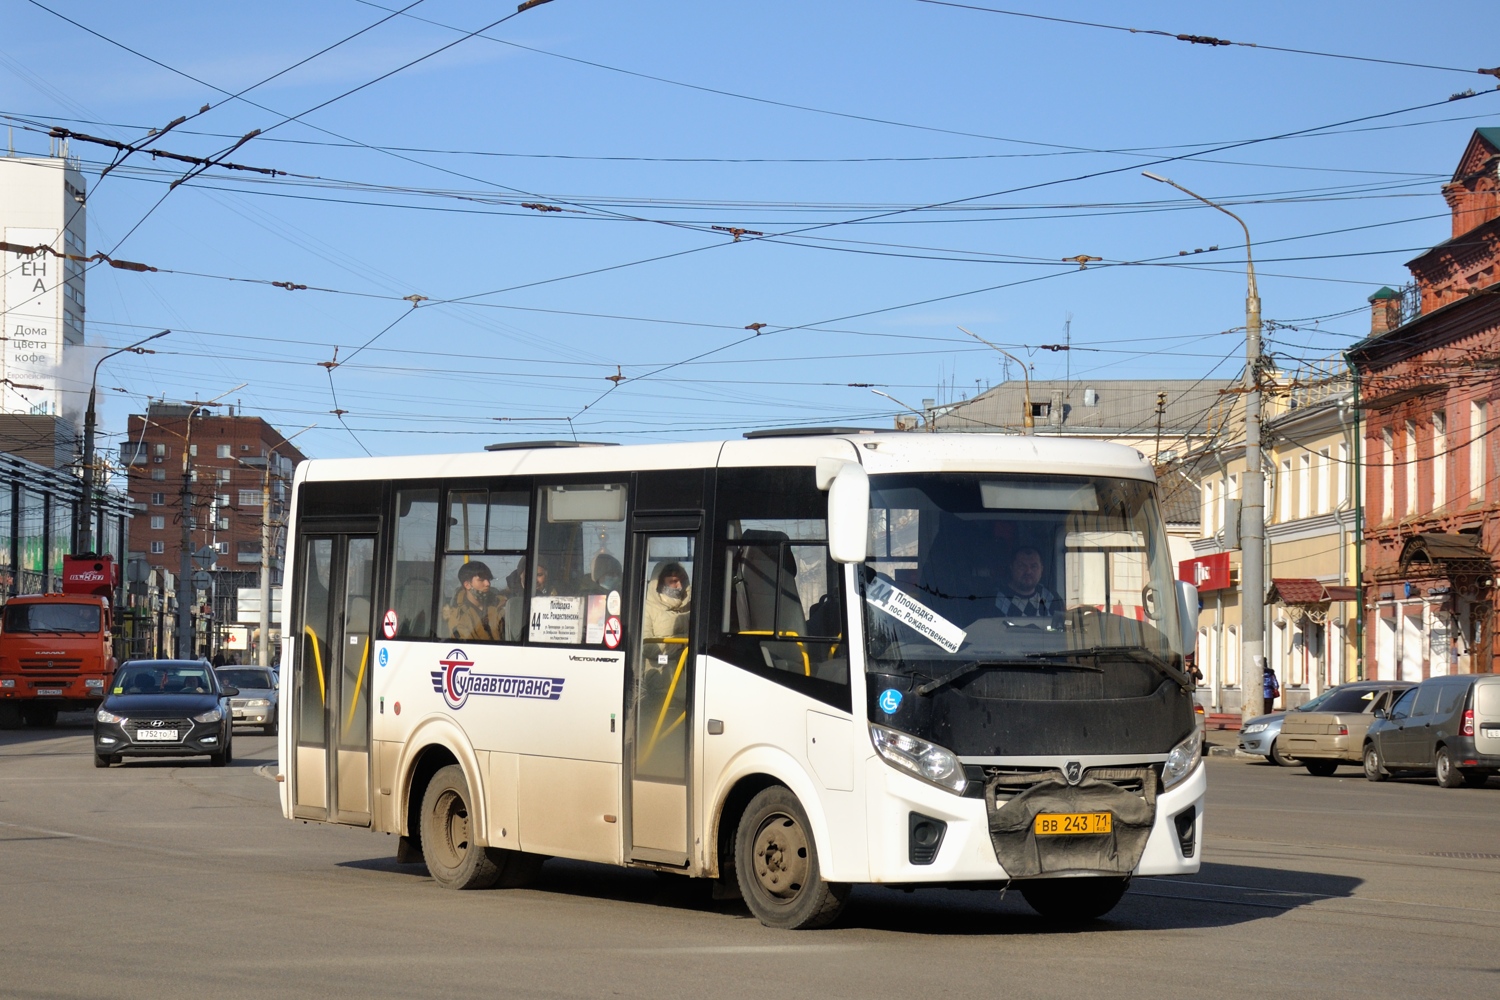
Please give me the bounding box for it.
[0,145,87,418]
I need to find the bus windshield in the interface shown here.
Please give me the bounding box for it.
[3,602,102,634]
[861,473,1186,691]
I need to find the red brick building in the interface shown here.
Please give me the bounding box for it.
[1348,128,1500,680]
[122,403,305,637]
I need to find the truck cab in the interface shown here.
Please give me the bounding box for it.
[0,556,119,728]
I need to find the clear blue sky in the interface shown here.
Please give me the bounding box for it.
[3,0,1497,459]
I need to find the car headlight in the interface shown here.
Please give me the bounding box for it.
[192,708,223,723]
[1162,729,1203,789]
[245,698,270,707]
[1242,722,1268,734]
[870,723,967,794]
[96,708,126,724]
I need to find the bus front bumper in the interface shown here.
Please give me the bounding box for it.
[862,756,1205,884]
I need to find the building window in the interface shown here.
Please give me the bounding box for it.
[216,493,231,508]
[217,468,232,483]
[1471,401,1487,501]
[189,444,197,457]
[217,444,232,459]
[1337,442,1349,508]
[1382,428,1395,519]
[1279,460,1292,523]
[1317,448,1331,514]
[216,541,229,555]
[149,516,165,530]
[1433,412,1447,509]
[150,540,164,555]
[152,443,166,457]
[1298,454,1311,520]
[216,517,230,531]
[1405,421,1418,515]
[238,490,263,508]
[150,469,166,481]
[150,492,165,506]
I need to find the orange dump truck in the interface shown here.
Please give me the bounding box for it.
[0,556,118,728]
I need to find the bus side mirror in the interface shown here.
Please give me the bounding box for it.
[1175,580,1199,653]
[821,461,870,564]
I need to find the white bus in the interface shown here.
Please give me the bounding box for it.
[277,430,1204,928]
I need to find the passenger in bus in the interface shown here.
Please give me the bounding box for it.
[591,552,623,594]
[442,561,505,642]
[994,545,1058,617]
[644,562,691,642]
[533,561,557,597]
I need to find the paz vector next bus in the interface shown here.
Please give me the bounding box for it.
[276,430,1204,929]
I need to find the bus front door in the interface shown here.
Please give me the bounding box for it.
[626,527,699,867]
[291,532,376,827]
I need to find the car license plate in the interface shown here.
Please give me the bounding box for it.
[1034,812,1112,835]
[135,729,179,742]
[36,688,62,696]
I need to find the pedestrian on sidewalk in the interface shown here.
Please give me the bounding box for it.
[1263,663,1281,715]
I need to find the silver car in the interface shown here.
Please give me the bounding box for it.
[215,667,278,735]
[1238,712,1289,764]
[1237,686,1344,765]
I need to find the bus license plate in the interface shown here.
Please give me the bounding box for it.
[1034,812,1112,835]
[136,729,179,742]
[36,689,62,696]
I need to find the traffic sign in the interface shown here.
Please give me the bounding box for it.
[193,545,217,570]
[191,570,212,591]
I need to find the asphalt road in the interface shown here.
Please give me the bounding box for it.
[2,718,1497,1000]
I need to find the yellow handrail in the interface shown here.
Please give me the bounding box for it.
[303,625,326,704]
[735,630,811,676]
[345,636,369,731]
[645,642,691,760]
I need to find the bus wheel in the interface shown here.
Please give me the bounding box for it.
[734,786,850,930]
[420,764,500,890]
[1018,876,1129,922]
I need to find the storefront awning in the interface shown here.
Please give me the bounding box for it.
[1398,532,1492,579]
[1267,578,1359,606]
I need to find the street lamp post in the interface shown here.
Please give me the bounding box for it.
[958,327,1034,433]
[76,330,169,554]
[1143,172,1265,725]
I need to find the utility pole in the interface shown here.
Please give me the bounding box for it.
[171,385,243,658]
[1144,172,1265,724]
[242,423,312,667]
[1153,391,1168,462]
[76,331,168,554]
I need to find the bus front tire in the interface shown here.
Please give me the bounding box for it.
[733,786,850,930]
[1018,876,1129,922]
[420,764,501,890]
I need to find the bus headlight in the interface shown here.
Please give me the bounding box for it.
[870,723,967,795]
[1162,729,1203,789]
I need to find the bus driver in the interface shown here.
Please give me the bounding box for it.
[994,545,1058,617]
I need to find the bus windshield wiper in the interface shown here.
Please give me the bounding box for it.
[1063,645,1193,692]
[914,658,1103,697]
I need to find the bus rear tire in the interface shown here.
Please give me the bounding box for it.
[1018,876,1129,922]
[420,764,501,890]
[733,786,850,930]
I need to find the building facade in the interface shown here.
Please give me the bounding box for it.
[123,403,305,656]
[1348,128,1500,680]
[1184,373,1361,713]
[0,148,87,417]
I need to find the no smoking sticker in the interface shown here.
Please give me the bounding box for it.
[602,616,622,649]
[382,609,399,639]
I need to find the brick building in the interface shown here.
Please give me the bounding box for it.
[122,403,305,650]
[1348,128,1500,680]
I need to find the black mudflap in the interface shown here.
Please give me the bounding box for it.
[985,767,1157,877]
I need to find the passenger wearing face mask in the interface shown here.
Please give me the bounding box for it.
[591,552,623,595]
[643,562,691,665]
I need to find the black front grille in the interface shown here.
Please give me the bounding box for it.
[963,763,1162,802]
[20,659,83,672]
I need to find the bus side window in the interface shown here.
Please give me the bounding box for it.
[710,468,848,710]
[437,488,529,645]
[529,483,625,646]
[390,489,439,638]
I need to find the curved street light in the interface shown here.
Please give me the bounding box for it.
[1143,171,1266,727]
[77,330,169,554]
